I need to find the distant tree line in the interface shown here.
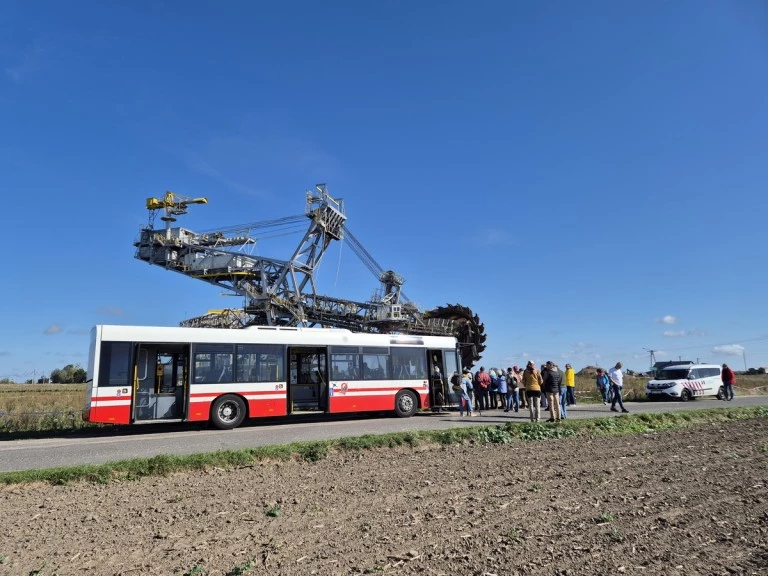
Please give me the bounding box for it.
[1,364,89,384]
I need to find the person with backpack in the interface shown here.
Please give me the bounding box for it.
[722,364,736,401]
[458,368,474,416]
[505,367,520,412]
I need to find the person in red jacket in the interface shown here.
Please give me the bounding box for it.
[722,363,736,401]
[474,367,492,411]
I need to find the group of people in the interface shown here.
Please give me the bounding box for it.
[440,361,630,423]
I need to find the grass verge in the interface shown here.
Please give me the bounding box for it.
[1,405,765,486]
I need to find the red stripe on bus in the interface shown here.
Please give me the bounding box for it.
[189,390,281,398]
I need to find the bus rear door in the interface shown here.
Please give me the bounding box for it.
[133,344,188,423]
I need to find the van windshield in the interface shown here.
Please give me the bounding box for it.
[656,368,690,380]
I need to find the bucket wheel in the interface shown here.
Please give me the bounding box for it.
[424,304,486,369]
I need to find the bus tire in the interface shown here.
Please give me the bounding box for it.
[680,388,692,402]
[211,394,247,430]
[394,390,418,418]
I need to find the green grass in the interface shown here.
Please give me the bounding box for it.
[0,405,765,486]
[2,376,767,436]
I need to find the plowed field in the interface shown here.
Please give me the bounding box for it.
[1,419,767,575]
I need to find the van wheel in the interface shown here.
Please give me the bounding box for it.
[680,388,692,402]
[716,386,725,400]
[395,390,418,418]
[211,394,247,429]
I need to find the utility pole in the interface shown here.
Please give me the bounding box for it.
[643,348,656,371]
[743,349,747,372]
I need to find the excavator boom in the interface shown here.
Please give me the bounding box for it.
[133,185,485,367]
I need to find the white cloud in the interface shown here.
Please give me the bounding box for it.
[663,330,685,337]
[657,315,677,325]
[44,324,63,335]
[97,306,125,316]
[663,328,706,338]
[713,344,745,356]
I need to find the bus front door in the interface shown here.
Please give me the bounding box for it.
[133,344,188,422]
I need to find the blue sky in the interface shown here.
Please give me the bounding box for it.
[1,1,767,382]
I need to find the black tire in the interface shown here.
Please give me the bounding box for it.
[680,388,692,402]
[211,394,247,430]
[394,390,418,418]
[716,386,725,400]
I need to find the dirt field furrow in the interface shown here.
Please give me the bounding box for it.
[1,419,767,575]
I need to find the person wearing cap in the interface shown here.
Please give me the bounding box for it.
[542,361,563,422]
[608,362,629,413]
[521,360,543,422]
[564,363,576,406]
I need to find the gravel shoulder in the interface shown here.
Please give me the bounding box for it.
[1,419,767,576]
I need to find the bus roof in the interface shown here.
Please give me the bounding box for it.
[92,325,457,348]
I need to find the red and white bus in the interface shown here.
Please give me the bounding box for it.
[84,325,460,429]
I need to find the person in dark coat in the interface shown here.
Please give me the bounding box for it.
[542,361,563,422]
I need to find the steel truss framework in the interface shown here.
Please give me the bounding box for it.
[134,185,486,367]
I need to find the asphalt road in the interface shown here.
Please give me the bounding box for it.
[1,395,766,473]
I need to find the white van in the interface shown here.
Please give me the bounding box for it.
[645,363,724,402]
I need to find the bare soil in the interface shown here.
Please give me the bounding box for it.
[1,419,767,576]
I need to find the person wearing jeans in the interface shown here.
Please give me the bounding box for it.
[722,363,736,401]
[564,363,576,405]
[458,369,474,416]
[559,380,568,419]
[596,369,611,404]
[505,367,520,412]
[608,362,629,413]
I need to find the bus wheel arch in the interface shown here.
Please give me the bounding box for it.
[210,394,248,430]
[394,389,419,418]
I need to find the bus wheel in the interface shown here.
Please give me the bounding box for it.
[716,386,725,400]
[680,388,692,402]
[211,395,247,430]
[394,390,418,418]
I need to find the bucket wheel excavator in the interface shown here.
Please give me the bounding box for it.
[134,185,486,367]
